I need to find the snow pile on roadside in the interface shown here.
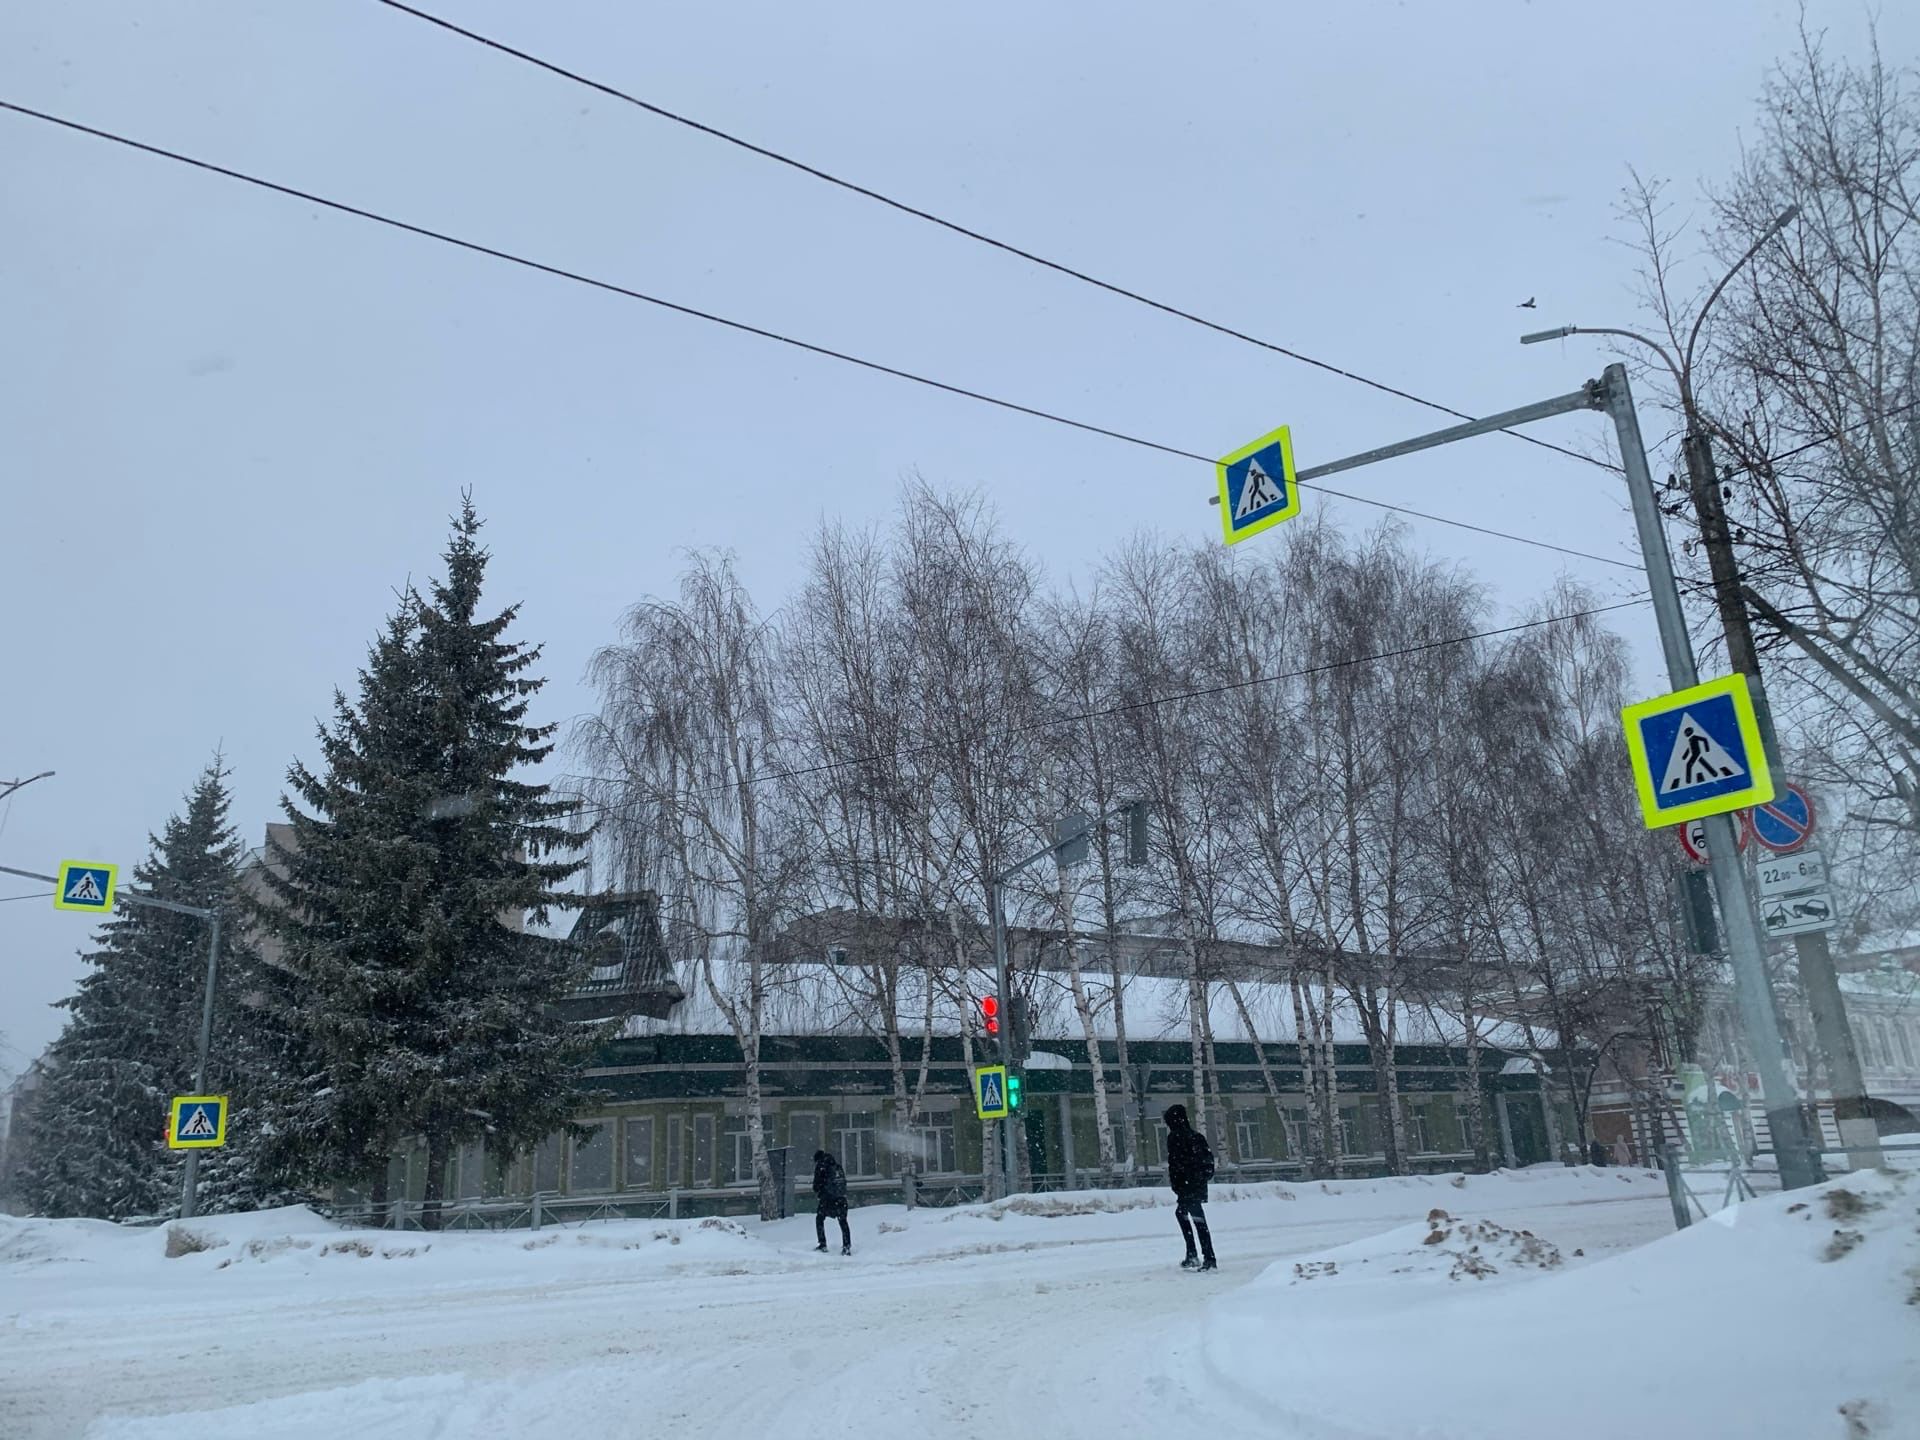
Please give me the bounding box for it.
[1204,1168,1920,1440]
[1285,1207,1565,1288]
[0,1204,769,1317]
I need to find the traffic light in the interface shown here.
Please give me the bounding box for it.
[979,995,1000,1036]
[1007,1072,1023,1111]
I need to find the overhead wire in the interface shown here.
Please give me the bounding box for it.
[370,0,1617,476]
[0,98,1643,574]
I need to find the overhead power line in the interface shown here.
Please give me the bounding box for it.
[0,99,1640,573]
[372,0,1615,476]
[1723,395,1920,474]
[566,595,1653,814]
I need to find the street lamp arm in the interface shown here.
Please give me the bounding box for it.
[1528,326,1681,395]
[1684,205,1800,379]
[0,771,54,803]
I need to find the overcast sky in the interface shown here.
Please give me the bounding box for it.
[2,1,1911,1070]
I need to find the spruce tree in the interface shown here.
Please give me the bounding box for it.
[21,761,249,1219]
[257,499,593,1227]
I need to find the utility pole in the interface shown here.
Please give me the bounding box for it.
[1524,205,1879,1168]
[1231,364,1822,1191]
[1595,366,1821,1189]
[1680,426,1878,1167]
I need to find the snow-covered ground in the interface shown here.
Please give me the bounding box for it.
[2,1165,1913,1440]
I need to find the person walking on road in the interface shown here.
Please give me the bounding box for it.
[1163,1104,1217,1271]
[812,1149,852,1255]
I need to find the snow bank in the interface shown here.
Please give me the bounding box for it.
[0,1203,769,1318]
[1204,1168,1920,1440]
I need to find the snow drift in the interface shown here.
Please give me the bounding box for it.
[1204,1168,1920,1440]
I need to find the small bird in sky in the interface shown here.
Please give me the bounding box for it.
[1518,296,1538,309]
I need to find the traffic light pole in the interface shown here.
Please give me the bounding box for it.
[1260,364,1820,1191]
[986,802,1148,1197]
[0,863,226,1216]
[988,874,1019,1197]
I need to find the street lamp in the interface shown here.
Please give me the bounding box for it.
[1522,204,1880,1171]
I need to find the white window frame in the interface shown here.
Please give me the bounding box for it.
[908,1108,958,1175]
[1233,1109,1265,1162]
[833,1110,879,1178]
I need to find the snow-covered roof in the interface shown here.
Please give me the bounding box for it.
[612,958,1539,1051]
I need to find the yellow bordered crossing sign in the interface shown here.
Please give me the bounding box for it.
[973,1065,1010,1121]
[1216,425,1301,545]
[1621,673,1773,829]
[53,860,117,913]
[167,1095,229,1150]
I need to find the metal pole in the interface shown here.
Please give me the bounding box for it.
[989,875,1019,1197]
[1291,386,1601,485]
[1599,363,1820,1190]
[178,908,224,1220]
[1679,427,1880,1170]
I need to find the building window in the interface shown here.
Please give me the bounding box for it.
[832,1111,879,1177]
[1895,1022,1916,1069]
[1334,1107,1359,1157]
[666,1115,683,1187]
[1233,1110,1265,1161]
[908,1110,958,1174]
[789,1111,825,1164]
[571,1122,614,1193]
[533,1133,562,1194]
[722,1115,763,1187]
[1278,1109,1304,1160]
[1403,1103,1432,1155]
[623,1117,654,1189]
[692,1115,715,1187]
[1877,1021,1898,1072]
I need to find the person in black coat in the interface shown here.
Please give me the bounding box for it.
[1163,1104,1217,1271]
[812,1149,851,1255]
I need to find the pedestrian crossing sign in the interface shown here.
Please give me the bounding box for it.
[167,1095,229,1150]
[53,860,117,913]
[1621,673,1773,829]
[973,1065,1010,1121]
[1216,425,1301,545]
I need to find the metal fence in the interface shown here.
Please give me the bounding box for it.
[319,1154,1482,1232]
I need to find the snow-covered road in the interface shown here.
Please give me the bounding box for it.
[3,1171,1677,1439]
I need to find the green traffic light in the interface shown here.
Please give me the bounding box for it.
[1007,1073,1022,1110]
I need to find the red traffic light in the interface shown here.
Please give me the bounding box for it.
[979,995,1000,1034]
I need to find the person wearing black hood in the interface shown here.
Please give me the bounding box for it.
[1162,1104,1217,1271]
[812,1149,851,1255]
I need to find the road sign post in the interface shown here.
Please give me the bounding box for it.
[1199,365,1821,1189]
[1598,366,1820,1189]
[2,860,228,1216]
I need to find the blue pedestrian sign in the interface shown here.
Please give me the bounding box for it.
[53,860,117,913]
[973,1065,1010,1121]
[1216,425,1301,545]
[167,1094,229,1150]
[1621,674,1773,829]
[1751,782,1815,854]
